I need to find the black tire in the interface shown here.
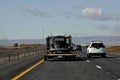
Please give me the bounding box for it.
[72,56,76,60]
[101,54,106,58]
[81,49,82,52]
[87,54,91,58]
[44,56,47,61]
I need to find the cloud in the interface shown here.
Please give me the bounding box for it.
[80,8,120,21]
[25,5,120,21]
[81,8,103,20]
[73,4,120,21]
[27,6,52,17]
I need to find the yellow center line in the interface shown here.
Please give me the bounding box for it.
[12,59,44,80]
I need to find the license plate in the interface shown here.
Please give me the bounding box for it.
[57,51,62,53]
[58,56,62,58]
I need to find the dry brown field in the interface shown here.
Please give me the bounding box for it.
[106,46,120,56]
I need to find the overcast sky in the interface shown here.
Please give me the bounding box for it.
[0,0,120,40]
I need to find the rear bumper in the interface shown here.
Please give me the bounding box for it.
[88,53,106,55]
[88,50,106,54]
[44,53,76,57]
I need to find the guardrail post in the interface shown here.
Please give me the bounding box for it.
[9,54,11,62]
[14,54,15,60]
[18,53,19,60]
[24,52,25,57]
[29,51,30,56]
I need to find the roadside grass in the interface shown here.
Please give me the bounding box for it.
[106,46,120,57]
[0,45,44,50]
[107,46,120,50]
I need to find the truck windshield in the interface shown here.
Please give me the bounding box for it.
[53,37,66,48]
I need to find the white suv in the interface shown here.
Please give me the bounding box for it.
[87,41,106,58]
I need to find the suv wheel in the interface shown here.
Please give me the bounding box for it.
[101,54,106,58]
[87,54,91,58]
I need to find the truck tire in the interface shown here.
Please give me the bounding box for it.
[87,54,91,58]
[72,56,76,60]
[44,56,47,61]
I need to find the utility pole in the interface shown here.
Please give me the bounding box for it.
[42,29,44,44]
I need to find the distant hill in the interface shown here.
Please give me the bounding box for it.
[0,39,44,46]
[0,36,120,46]
[72,36,120,46]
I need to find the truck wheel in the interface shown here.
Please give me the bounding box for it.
[87,54,91,58]
[44,56,47,61]
[72,56,76,60]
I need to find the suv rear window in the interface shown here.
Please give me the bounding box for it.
[91,43,104,48]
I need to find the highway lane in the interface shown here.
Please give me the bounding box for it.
[0,54,43,80]
[90,56,120,79]
[18,50,120,80]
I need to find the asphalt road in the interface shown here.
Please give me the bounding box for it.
[0,50,120,80]
[15,50,120,80]
[0,53,43,80]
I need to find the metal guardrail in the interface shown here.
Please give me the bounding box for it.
[0,48,43,65]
